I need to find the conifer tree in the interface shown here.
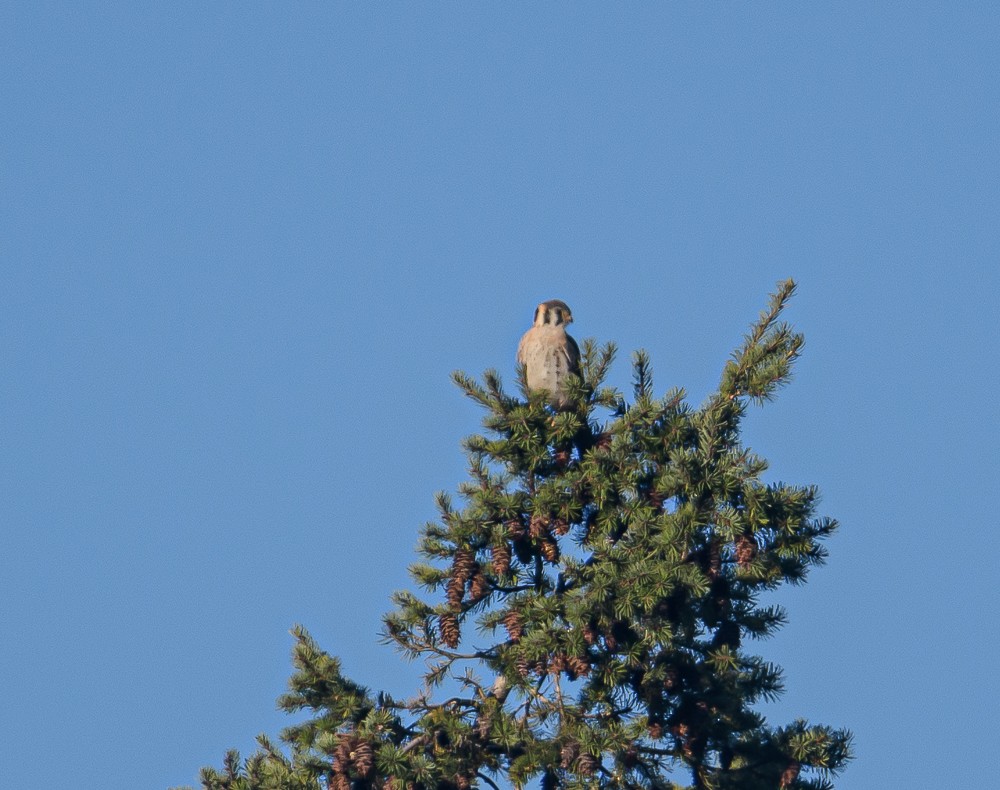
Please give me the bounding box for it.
[196,280,852,790]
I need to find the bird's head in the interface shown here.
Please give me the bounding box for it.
[533,299,574,327]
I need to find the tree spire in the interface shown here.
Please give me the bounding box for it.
[196,280,852,790]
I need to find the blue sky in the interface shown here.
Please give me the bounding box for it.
[2,4,997,788]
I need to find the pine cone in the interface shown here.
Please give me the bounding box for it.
[593,431,613,451]
[439,612,460,648]
[506,518,527,540]
[648,722,664,740]
[560,741,580,769]
[351,742,374,777]
[529,513,549,539]
[515,655,530,677]
[453,549,476,584]
[468,570,490,603]
[552,517,571,536]
[503,610,524,641]
[554,448,571,468]
[647,490,665,509]
[540,538,560,564]
[549,653,568,674]
[455,774,471,790]
[576,752,598,776]
[333,736,353,772]
[331,774,350,790]
[621,746,639,768]
[566,655,590,679]
[673,723,705,761]
[446,574,465,611]
[663,666,679,691]
[491,542,512,576]
[780,762,801,787]
[735,533,756,567]
[582,622,598,646]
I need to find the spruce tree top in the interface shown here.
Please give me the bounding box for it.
[199,279,852,790]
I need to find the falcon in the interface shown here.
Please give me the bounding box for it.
[517,299,581,409]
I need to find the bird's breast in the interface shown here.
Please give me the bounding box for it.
[521,330,571,393]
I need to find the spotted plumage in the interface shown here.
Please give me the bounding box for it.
[517,299,581,409]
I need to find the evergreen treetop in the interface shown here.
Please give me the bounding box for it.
[196,279,852,790]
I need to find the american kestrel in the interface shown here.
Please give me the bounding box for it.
[517,299,581,409]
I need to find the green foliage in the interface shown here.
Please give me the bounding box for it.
[198,279,852,789]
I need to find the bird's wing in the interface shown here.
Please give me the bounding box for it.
[564,333,581,376]
[516,330,531,366]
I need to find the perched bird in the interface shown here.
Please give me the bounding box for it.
[517,299,581,409]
